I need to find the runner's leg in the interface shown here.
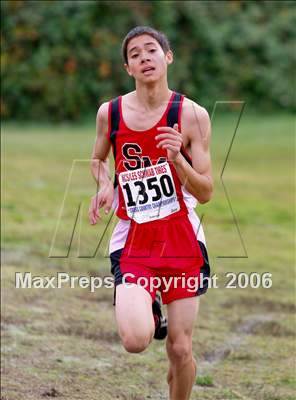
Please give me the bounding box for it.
[115,283,155,353]
[166,297,200,400]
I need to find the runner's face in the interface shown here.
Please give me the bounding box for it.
[125,34,173,82]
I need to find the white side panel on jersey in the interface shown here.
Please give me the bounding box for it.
[181,186,198,209]
[109,218,131,255]
[187,208,206,246]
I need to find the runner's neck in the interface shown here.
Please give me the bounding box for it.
[134,81,172,112]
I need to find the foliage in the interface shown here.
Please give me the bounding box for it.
[1,0,295,121]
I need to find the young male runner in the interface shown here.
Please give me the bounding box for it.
[89,26,213,400]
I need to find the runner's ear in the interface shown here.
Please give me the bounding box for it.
[124,63,133,77]
[166,50,173,65]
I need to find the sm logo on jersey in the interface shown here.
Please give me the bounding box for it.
[122,143,166,170]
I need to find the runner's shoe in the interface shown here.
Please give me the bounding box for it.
[152,292,167,340]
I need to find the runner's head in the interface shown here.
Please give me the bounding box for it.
[122,26,173,82]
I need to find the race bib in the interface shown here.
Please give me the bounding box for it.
[118,162,180,224]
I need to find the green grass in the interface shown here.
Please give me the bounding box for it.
[1,111,295,400]
[195,375,214,387]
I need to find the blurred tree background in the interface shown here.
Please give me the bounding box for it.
[1,0,295,121]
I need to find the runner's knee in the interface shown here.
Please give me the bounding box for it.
[121,331,153,353]
[167,337,192,365]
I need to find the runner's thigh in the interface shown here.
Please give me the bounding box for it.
[115,283,154,339]
[167,297,200,339]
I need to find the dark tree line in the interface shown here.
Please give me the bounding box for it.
[1,0,295,121]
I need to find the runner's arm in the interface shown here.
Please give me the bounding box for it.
[173,103,213,204]
[90,102,112,187]
[89,102,114,224]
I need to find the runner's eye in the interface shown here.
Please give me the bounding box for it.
[131,54,138,59]
[149,49,156,53]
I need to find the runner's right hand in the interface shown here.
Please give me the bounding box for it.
[89,182,114,225]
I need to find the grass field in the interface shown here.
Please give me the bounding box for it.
[1,111,295,400]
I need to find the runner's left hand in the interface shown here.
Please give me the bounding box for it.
[155,123,182,162]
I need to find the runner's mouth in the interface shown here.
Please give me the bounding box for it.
[142,67,155,74]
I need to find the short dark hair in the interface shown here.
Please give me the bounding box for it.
[121,26,171,64]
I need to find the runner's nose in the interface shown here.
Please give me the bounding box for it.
[140,53,151,63]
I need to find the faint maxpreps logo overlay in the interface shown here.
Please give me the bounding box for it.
[14,101,274,291]
[48,101,248,260]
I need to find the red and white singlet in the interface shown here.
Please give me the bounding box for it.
[106,91,210,304]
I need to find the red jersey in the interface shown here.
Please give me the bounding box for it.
[106,92,211,305]
[107,91,195,223]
